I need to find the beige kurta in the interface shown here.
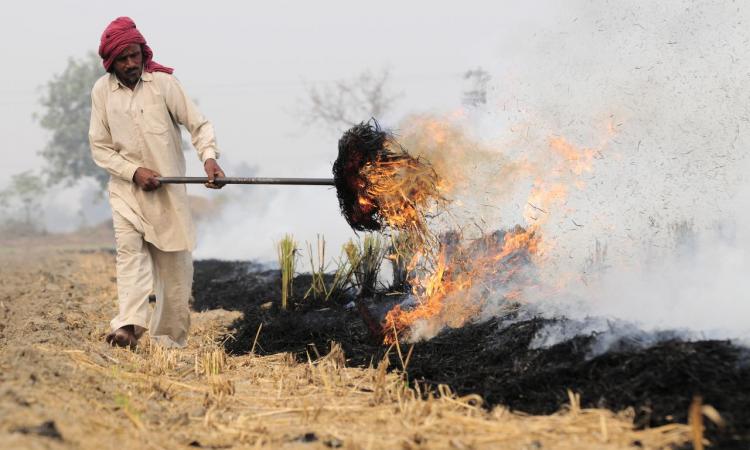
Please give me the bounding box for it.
[89,70,219,251]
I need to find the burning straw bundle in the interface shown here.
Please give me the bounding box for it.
[333,120,445,237]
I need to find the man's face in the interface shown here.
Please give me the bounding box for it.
[112,43,143,88]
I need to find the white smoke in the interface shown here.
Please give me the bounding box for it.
[476,0,750,347]
[399,1,750,346]
[191,157,356,265]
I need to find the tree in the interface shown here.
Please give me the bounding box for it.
[0,170,47,232]
[462,67,491,107]
[37,52,107,188]
[302,68,400,131]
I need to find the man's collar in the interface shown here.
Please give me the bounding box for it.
[108,73,120,91]
[108,70,153,91]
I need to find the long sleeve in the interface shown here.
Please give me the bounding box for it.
[89,85,139,182]
[163,76,220,163]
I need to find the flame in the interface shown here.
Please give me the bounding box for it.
[371,121,612,344]
[383,226,540,343]
[549,137,596,176]
[358,146,446,240]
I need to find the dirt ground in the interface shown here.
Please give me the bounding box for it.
[0,235,696,449]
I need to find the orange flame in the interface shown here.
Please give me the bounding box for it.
[383,226,540,343]
[372,122,611,344]
[360,150,445,240]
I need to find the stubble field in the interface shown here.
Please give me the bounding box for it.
[0,234,696,449]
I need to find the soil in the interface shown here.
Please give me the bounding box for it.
[192,259,750,449]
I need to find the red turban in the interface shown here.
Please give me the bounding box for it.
[98,17,173,74]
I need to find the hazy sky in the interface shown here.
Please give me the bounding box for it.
[0,0,564,257]
[0,0,559,178]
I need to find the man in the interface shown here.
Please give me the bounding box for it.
[89,17,224,348]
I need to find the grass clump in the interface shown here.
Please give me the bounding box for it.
[386,232,418,292]
[304,234,353,302]
[277,234,297,310]
[345,234,387,297]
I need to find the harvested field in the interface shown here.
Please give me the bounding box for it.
[0,239,702,449]
[193,260,750,449]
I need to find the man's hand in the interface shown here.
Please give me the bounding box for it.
[133,167,162,191]
[204,158,226,189]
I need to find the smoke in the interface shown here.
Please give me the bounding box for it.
[188,1,750,348]
[397,0,750,346]
[192,157,356,264]
[505,0,750,346]
[43,179,110,233]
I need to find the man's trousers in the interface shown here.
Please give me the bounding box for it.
[110,209,193,348]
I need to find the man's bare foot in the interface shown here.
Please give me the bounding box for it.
[105,325,138,349]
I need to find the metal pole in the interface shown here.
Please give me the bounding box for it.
[157,176,335,186]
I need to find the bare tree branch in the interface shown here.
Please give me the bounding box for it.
[301,69,401,131]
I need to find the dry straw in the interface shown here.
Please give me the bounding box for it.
[3,245,701,450]
[65,336,696,450]
[276,234,297,310]
[387,231,418,291]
